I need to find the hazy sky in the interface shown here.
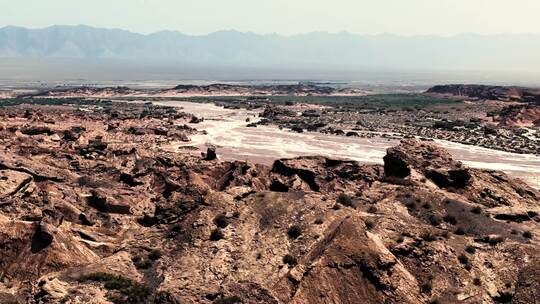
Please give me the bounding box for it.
[2,0,540,35]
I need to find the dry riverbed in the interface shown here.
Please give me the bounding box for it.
[158,100,540,189]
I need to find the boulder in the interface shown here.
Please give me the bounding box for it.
[383,139,471,188]
[202,147,217,161]
[190,116,202,123]
[167,130,190,142]
[87,190,131,214]
[37,221,57,245]
[383,150,411,178]
[260,106,295,119]
[20,126,54,136]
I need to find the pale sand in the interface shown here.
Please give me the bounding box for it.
[156,100,540,189]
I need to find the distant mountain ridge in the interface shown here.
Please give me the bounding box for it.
[2,25,540,71]
[20,83,367,98]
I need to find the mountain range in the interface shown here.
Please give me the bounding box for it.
[2,25,540,73]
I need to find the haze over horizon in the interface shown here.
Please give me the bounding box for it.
[4,24,540,38]
[2,0,540,85]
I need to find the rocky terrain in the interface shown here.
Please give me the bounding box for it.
[257,100,540,156]
[7,82,540,154]
[11,82,540,154]
[495,105,540,128]
[427,85,540,103]
[417,84,540,141]
[0,101,539,304]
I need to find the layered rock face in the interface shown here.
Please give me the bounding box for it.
[0,104,539,304]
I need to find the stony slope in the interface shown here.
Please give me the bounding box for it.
[0,103,539,304]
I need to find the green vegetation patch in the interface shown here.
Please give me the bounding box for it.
[137,93,460,111]
[79,272,153,304]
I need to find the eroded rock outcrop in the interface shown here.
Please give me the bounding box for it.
[271,156,382,193]
[427,84,540,103]
[384,139,471,189]
[496,104,540,127]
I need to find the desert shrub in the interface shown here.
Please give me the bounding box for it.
[396,235,405,243]
[367,206,378,213]
[132,256,152,269]
[214,214,229,228]
[148,249,162,261]
[80,272,152,303]
[332,204,341,210]
[365,220,374,230]
[213,296,242,304]
[421,282,432,293]
[523,231,533,239]
[421,232,436,242]
[471,206,482,214]
[473,277,482,286]
[458,254,469,265]
[210,228,224,241]
[428,215,442,226]
[443,214,457,225]
[454,227,466,235]
[287,225,302,239]
[405,201,417,210]
[493,292,514,303]
[282,254,298,266]
[422,203,432,210]
[465,245,476,254]
[336,193,353,207]
[511,229,518,235]
[314,218,324,225]
[487,235,504,245]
